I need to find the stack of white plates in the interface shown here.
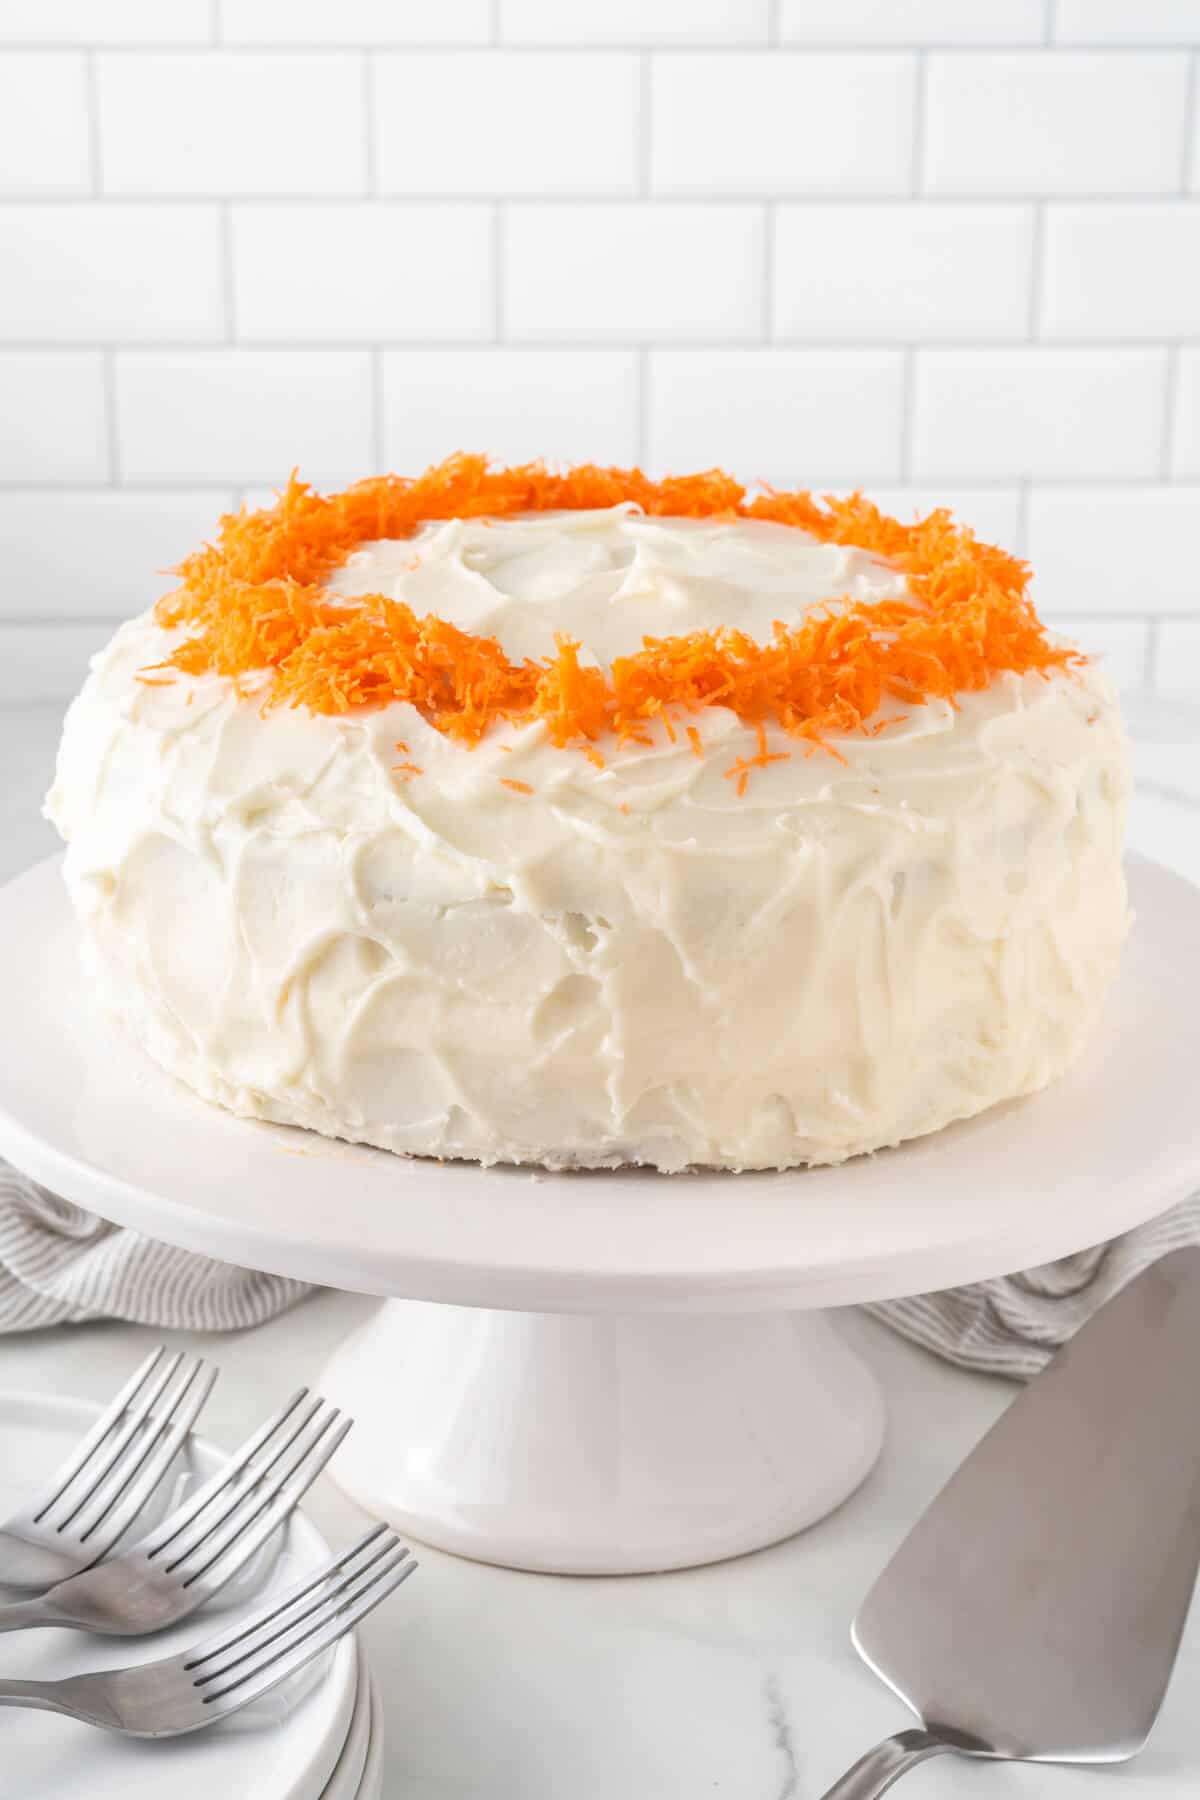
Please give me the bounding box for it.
[0,1393,384,1800]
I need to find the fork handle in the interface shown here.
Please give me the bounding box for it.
[818,1729,957,1798]
[0,1596,68,1633]
[0,1676,82,1720]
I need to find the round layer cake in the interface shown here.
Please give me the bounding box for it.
[46,459,1129,1173]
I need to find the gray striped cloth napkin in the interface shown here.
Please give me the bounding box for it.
[0,1162,309,1334]
[1,1156,1196,1373]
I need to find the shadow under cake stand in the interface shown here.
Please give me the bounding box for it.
[1,854,1198,1576]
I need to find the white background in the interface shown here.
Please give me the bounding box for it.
[0,0,1198,706]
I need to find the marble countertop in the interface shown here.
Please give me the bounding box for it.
[2,696,1200,1799]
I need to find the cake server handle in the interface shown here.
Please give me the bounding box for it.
[818,1728,957,1798]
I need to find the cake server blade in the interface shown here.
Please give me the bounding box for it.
[820,1245,1200,1797]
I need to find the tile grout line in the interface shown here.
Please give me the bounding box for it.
[899,348,917,482]
[1015,480,1031,559]
[910,49,927,196]
[1043,0,1057,47]
[6,192,1200,207]
[16,40,1200,53]
[102,351,121,488]
[492,204,505,343]
[636,346,649,467]
[7,338,1200,355]
[85,49,116,483]
[83,50,102,197]
[371,348,386,470]
[1027,202,1046,339]
[898,50,928,479]
[1144,619,1162,694]
[1182,50,1199,190]
[362,50,378,196]
[219,203,236,343]
[638,52,652,198]
[1161,344,1180,478]
[762,201,775,342]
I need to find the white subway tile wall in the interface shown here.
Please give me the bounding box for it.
[647,349,906,481]
[114,350,375,483]
[651,54,916,195]
[911,348,1168,480]
[96,53,368,195]
[374,54,640,196]
[231,204,494,340]
[505,204,764,340]
[1175,350,1200,475]
[0,54,91,196]
[381,349,641,469]
[0,2,1195,701]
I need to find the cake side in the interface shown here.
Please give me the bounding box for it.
[46,493,1129,1174]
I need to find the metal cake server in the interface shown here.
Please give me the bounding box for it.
[820,1245,1200,1797]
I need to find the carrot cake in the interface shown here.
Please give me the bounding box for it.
[45,457,1129,1172]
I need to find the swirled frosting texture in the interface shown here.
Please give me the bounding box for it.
[47,510,1129,1172]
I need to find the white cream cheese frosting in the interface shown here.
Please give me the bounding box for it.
[46,507,1130,1172]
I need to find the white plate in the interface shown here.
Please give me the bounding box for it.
[318,1654,371,1800]
[1,855,1199,1312]
[357,1678,384,1800]
[0,1391,358,1800]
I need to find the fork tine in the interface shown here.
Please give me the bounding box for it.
[79,1362,219,1556]
[141,1388,311,1560]
[196,1542,416,1708]
[186,1523,394,1670]
[65,1357,212,1544]
[150,1393,329,1569]
[195,1535,410,1685]
[203,1553,416,1711]
[28,1347,167,1519]
[37,1349,185,1529]
[61,1353,213,1555]
[175,1412,352,1590]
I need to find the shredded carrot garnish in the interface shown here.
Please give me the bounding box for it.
[500,777,534,795]
[686,726,703,759]
[392,761,423,780]
[724,721,792,795]
[151,454,1080,772]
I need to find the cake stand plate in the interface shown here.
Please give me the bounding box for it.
[1,855,1198,1573]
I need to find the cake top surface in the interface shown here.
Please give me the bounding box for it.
[149,454,1080,765]
[327,508,908,666]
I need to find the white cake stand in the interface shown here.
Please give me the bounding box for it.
[2,855,1199,1575]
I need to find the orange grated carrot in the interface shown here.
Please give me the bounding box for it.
[500,777,534,795]
[150,454,1081,783]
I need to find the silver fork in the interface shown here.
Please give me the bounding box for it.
[0,1388,351,1635]
[0,1347,216,1593]
[0,1525,415,1736]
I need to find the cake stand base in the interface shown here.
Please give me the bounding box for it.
[320,1299,885,1574]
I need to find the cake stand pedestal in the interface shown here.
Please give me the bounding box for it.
[1,855,1199,1575]
[320,1302,884,1572]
